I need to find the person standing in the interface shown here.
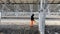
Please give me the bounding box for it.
[30,14,35,27]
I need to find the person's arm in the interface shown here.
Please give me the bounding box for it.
[34,20,38,24]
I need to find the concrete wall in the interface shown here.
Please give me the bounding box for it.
[1,19,60,26]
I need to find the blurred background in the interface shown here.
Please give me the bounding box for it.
[0,0,60,34]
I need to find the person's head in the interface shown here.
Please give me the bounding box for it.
[32,14,34,16]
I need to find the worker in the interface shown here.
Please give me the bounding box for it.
[30,14,35,27]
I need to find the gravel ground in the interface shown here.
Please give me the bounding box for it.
[45,25,60,34]
[0,25,39,34]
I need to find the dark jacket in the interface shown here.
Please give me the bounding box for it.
[31,14,34,20]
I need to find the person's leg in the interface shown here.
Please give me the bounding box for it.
[30,20,34,34]
[30,20,34,27]
[33,20,35,25]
